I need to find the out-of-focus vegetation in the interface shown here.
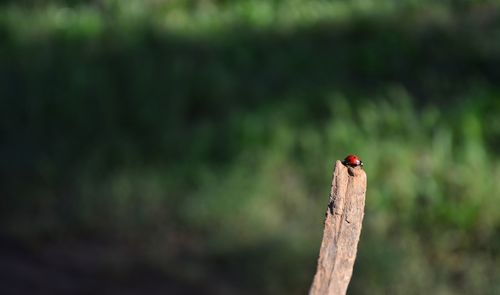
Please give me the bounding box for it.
[2,0,500,294]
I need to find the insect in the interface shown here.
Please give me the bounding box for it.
[342,154,363,168]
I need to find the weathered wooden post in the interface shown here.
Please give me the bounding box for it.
[309,160,367,295]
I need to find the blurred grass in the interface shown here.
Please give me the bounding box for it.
[2,0,500,294]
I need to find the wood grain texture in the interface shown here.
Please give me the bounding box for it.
[309,160,367,295]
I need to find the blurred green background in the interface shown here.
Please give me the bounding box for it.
[1,0,500,294]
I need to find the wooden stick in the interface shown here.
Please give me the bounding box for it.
[309,160,367,295]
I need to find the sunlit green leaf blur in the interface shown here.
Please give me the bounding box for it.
[2,0,500,294]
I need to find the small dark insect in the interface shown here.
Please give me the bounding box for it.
[342,154,363,168]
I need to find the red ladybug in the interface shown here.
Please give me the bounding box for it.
[342,154,363,168]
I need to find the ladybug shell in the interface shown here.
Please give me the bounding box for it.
[343,154,363,167]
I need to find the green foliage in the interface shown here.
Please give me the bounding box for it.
[2,1,500,294]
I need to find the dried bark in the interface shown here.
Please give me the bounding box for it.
[309,160,367,295]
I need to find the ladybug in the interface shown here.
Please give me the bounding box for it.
[342,154,363,168]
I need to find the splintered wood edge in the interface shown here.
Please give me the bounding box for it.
[309,160,367,295]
